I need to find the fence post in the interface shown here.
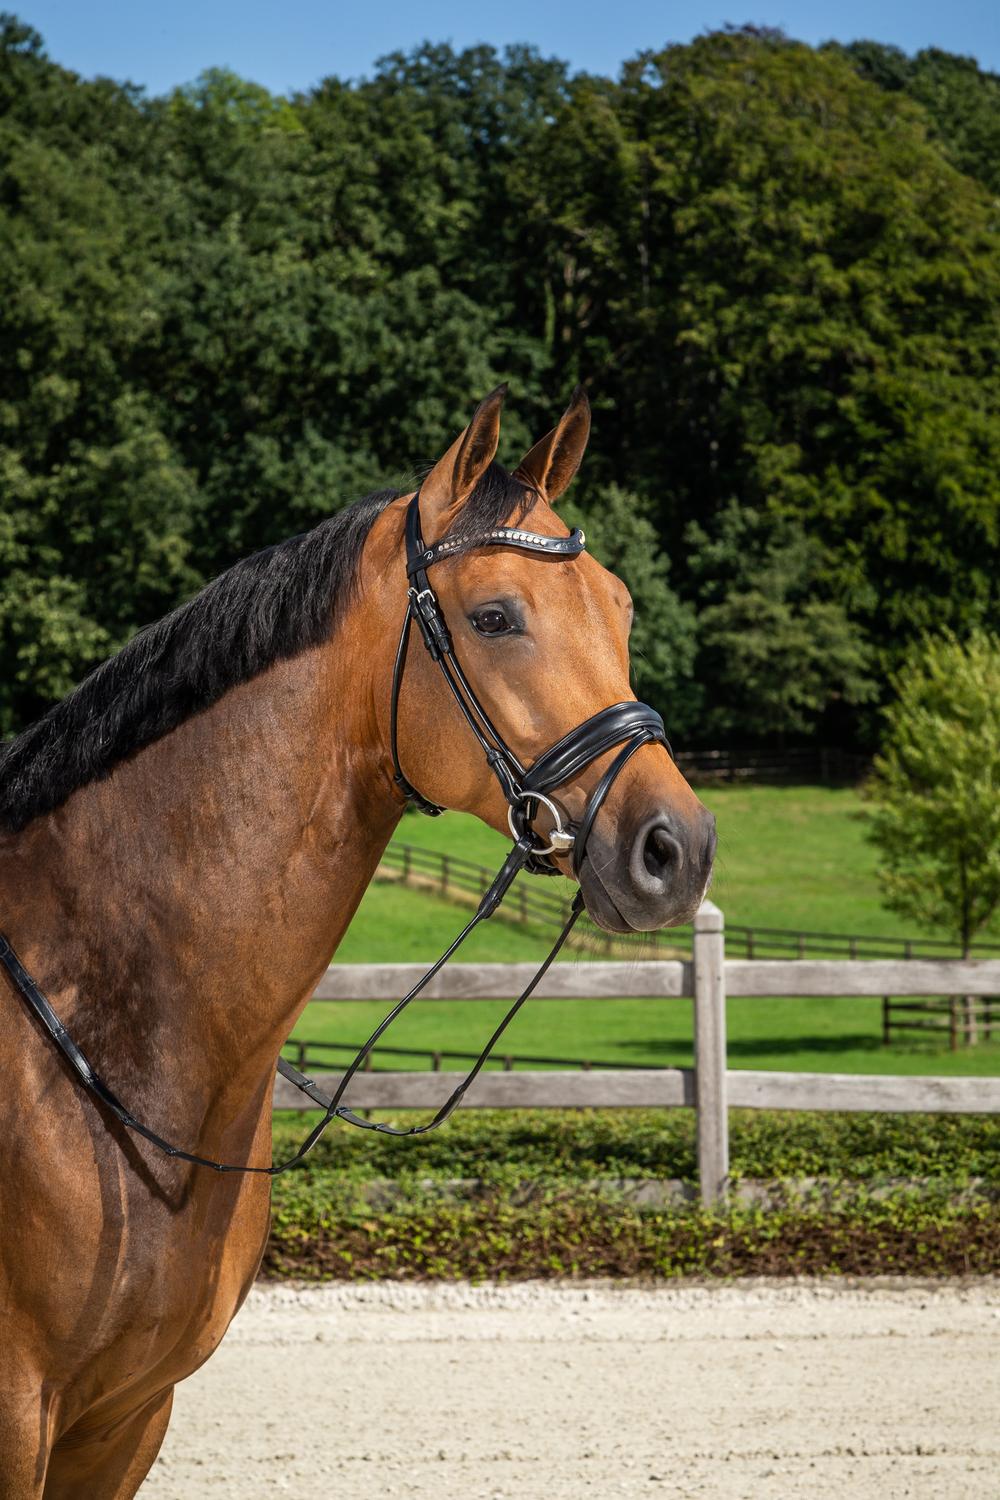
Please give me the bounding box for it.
[693,899,728,1206]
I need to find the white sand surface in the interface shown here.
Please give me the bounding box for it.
[145,1279,1000,1499]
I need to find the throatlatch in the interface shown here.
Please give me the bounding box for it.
[1,488,671,1171]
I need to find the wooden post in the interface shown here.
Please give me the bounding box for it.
[882,996,891,1046]
[693,899,728,1206]
[964,995,978,1047]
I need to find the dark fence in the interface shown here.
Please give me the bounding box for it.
[882,995,999,1051]
[283,1036,650,1075]
[674,746,869,784]
[378,841,1000,963]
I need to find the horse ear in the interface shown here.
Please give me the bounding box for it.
[514,386,591,502]
[417,385,507,539]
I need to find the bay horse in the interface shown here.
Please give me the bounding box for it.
[0,386,715,1496]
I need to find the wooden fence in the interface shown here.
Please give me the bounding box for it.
[673,745,869,784]
[275,901,1000,1205]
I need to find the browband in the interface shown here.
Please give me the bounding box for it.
[408,525,586,575]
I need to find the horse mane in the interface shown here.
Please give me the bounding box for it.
[0,464,532,833]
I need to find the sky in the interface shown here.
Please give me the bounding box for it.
[18,0,1000,97]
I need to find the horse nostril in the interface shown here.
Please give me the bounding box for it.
[641,824,685,885]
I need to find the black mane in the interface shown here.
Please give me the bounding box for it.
[0,464,531,833]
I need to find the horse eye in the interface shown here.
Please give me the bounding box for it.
[472,607,512,636]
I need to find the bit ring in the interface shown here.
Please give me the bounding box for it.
[507,791,575,857]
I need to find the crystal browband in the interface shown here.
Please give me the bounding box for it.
[408,526,586,575]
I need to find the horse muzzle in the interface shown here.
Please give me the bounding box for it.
[577,805,717,933]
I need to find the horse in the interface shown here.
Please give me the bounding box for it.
[0,385,716,1497]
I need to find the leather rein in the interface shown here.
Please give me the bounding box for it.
[0,489,670,1174]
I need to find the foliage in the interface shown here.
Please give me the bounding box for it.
[271,1107,1000,1185]
[264,1186,1000,1280]
[686,503,875,739]
[266,1109,1000,1278]
[839,41,1000,195]
[1,19,999,746]
[562,484,699,731]
[866,631,1000,953]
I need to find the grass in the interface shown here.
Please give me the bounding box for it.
[290,784,1000,1077]
[290,991,1000,1077]
[393,784,898,936]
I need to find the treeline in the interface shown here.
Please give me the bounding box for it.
[1,16,998,744]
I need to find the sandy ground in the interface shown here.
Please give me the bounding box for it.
[144,1279,1000,1500]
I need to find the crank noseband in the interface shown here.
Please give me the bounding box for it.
[2,486,675,1168]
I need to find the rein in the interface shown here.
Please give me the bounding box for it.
[0,490,670,1173]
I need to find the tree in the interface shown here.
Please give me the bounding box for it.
[3,19,999,750]
[562,485,699,732]
[838,41,1000,195]
[686,503,874,741]
[519,29,1000,672]
[0,26,199,732]
[865,631,1000,956]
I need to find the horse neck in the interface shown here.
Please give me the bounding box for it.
[4,625,401,1123]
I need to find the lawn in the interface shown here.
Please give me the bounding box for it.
[367,782,1000,941]
[290,784,1000,1078]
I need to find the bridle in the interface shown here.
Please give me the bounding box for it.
[0,489,671,1173]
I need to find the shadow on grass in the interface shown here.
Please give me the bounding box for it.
[616,1033,885,1062]
[614,1032,991,1064]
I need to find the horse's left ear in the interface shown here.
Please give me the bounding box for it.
[514,386,591,502]
[417,385,507,540]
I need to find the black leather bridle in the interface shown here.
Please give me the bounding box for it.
[0,489,671,1172]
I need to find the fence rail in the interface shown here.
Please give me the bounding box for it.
[280,904,1000,1204]
[378,841,1000,965]
[284,1036,649,1073]
[673,745,869,784]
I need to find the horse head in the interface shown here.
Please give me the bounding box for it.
[376,385,716,932]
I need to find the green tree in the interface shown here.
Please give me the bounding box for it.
[3,18,999,754]
[520,28,1000,669]
[0,18,198,732]
[865,631,1000,954]
[839,41,1000,195]
[686,503,875,741]
[562,484,699,731]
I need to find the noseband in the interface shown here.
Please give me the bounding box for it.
[0,490,671,1172]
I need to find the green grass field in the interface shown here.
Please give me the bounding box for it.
[291,785,1000,1077]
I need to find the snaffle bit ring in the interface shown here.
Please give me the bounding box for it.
[507,790,576,857]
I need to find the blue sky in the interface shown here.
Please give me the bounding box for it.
[19,0,1000,95]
